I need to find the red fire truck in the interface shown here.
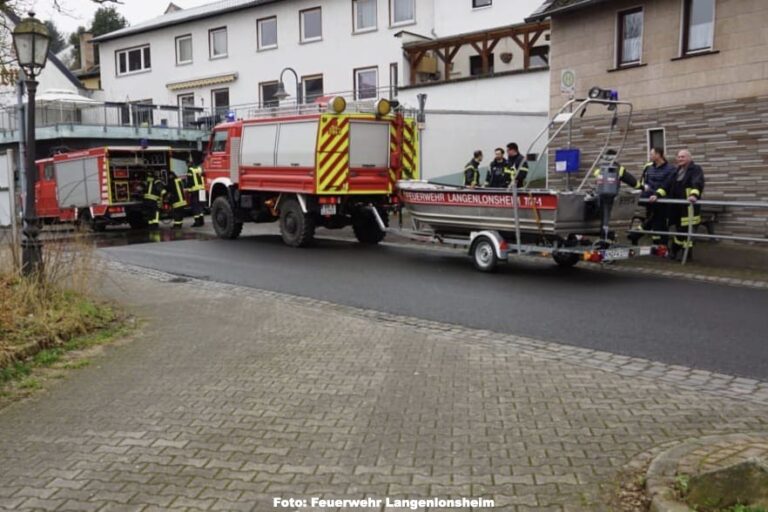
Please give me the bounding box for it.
[204,97,419,246]
[35,146,194,231]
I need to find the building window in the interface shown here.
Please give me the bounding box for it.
[178,94,195,128]
[302,75,324,103]
[469,53,494,76]
[212,88,229,118]
[683,0,715,54]
[132,100,153,126]
[115,45,151,76]
[260,81,279,107]
[257,17,278,50]
[648,128,666,154]
[617,8,643,66]
[530,46,549,67]
[473,0,492,8]
[175,35,192,65]
[353,0,377,33]
[300,8,322,42]
[354,67,378,100]
[209,27,228,59]
[390,0,414,25]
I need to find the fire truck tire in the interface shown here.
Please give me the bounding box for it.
[80,209,107,232]
[211,196,243,240]
[553,252,580,268]
[352,208,387,245]
[279,198,315,247]
[471,236,498,273]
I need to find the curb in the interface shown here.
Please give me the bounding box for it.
[103,259,768,407]
[646,432,768,512]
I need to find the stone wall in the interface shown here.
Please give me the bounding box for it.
[547,95,768,239]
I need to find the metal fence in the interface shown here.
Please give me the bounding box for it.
[630,197,768,264]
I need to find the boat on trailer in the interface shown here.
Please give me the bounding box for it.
[382,90,665,272]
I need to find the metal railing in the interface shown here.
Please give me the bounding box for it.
[629,197,768,264]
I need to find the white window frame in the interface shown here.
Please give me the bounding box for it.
[115,45,151,76]
[390,0,415,26]
[616,6,644,67]
[302,74,324,104]
[300,7,322,43]
[680,0,716,55]
[257,16,278,50]
[472,0,492,9]
[354,66,378,100]
[209,27,228,59]
[353,0,378,34]
[175,34,193,65]
[260,81,280,107]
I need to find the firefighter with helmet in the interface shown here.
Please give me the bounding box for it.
[186,152,205,227]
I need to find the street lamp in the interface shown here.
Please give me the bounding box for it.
[274,67,302,106]
[13,12,50,277]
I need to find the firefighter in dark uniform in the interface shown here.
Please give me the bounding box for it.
[485,148,507,187]
[650,149,705,260]
[186,155,205,227]
[166,171,188,229]
[505,142,529,189]
[463,150,482,187]
[143,173,167,230]
[630,147,676,245]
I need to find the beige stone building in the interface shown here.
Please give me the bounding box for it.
[528,0,768,238]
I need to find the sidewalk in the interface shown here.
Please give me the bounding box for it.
[1,265,767,511]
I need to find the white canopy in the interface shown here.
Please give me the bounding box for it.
[31,89,100,104]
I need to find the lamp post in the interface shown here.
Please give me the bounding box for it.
[12,12,50,277]
[273,67,302,107]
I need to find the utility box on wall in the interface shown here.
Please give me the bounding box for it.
[555,148,580,173]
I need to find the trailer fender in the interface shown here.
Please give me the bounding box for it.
[470,231,509,260]
[295,194,308,214]
[274,194,308,214]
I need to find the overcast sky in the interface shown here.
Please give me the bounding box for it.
[32,0,212,35]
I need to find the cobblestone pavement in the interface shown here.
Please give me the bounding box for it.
[1,266,768,512]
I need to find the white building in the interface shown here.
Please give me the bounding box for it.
[94,0,552,181]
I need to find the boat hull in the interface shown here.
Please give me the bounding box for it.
[396,181,638,237]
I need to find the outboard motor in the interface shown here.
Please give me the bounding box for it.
[595,162,620,241]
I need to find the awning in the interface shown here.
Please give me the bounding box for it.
[166,72,238,91]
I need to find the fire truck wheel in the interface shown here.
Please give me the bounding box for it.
[80,209,107,232]
[553,252,580,268]
[352,208,387,245]
[471,236,498,273]
[211,196,243,240]
[279,198,315,247]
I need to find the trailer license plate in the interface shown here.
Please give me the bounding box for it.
[604,248,630,260]
[640,247,652,256]
[320,204,336,216]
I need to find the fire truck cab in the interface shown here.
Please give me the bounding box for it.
[35,146,193,231]
[204,97,418,247]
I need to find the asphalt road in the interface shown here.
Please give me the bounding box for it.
[101,232,768,380]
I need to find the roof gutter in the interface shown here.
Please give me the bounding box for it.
[526,0,612,22]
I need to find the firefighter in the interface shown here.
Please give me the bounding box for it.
[143,173,166,230]
[629,147,675,246]
[485,148,507,187]
[166,171,188,229]
[463,150,482,188]
[505,142,529,189]
[186,155,205,227]
[650,149,705,260]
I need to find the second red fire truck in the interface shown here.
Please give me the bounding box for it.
[204,96,419,246]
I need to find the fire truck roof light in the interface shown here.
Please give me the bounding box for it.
[375,99,391,117]
[330,96,346,114]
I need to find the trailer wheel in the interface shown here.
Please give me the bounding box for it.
[211,196,243,240]
[553,252,580,268]
[352,207,387,245]
[471,236,498,273]
[279,198,315,247]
